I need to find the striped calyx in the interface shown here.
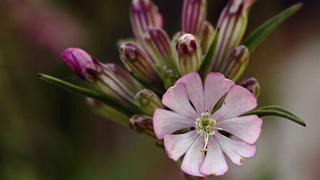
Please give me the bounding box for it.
[61,48,143,105]
[175,33,203,75]
[135,89,163,115]
[182,0,207,35]
[130,0,163,41]
[97,63,143,105]
[120,43,161,88]
[212,0,254,72]
[129,115,155,137]
[143,28,173,68]
[223,45,249,81]
[199,21,216,54]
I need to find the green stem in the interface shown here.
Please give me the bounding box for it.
[38,73,139,116]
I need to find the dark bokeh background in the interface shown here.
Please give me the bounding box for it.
[0,0,319,179]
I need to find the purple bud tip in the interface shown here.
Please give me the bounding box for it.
[61,48,97,79]
[176,34,198,56]
[229,0,254,14]
[120,43,138,60]
[240,77,260,96]
[132,0,152,12]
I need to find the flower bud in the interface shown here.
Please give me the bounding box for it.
[135,89,163,115]
[175,34,203,75]
[162,66,179,89]
[182,0,207,35]
[129,115,155,137]
[212,0,254,71]
[120,43,161,88]
[61,48,143,105]
[240,77,260,97]
[143,28,173,68]
[199,21,215,54]
[223,45,249,81]
[130,0,163,41]
[61,48,101,80]
[98,63,143,105]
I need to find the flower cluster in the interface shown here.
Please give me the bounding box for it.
[41,0,305,178]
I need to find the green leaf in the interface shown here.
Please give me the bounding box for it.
[199,31,219,79]
[90,102,129,126]
[244,3,303,52]
[246,105,306,127]
[38,73,139,116]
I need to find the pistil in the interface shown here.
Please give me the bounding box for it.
[195,112,220,152]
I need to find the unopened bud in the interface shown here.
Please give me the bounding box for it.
[135,89,163,115]
[98,63,143,104]
[129,115,155,137]
[240,77,260,97]
[61,48,142,110]
[199,21,216,54]
[212,0,254,71]
[120,43,162,88]
[223,45,249,81]
[130,0,163,41]
[175,34,203,75]
[61,48,101,80]
[143,28,173,68]
[162,66,179,89]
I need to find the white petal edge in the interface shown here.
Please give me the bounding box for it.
[213,85,257,121]
[217,115,262,144]
[215,133,256,165]
[164,131,198,161]
[204,72,234,113]
[176,72,205,114]
[153,108,195,139]
[200,137,228,176]
[162,83,198,119]
[181,136,206,177]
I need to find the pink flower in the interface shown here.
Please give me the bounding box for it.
[153,72,262,177]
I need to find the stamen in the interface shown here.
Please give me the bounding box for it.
[201,133,210,152]
[195,112,220,152]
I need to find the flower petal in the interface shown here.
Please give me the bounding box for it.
[153,109,194,139]
[162,83,198,118]
[204,73,234,113]
[181,136,205,177]
[215,133,256,165]
[176,72,204,114]
[200,137,228,176]
[164,131,198,161]
[213,85,257,120]
[217,115,262,144]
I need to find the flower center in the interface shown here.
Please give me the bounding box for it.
[195,112,219,152]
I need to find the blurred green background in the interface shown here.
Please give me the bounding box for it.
[0,0,319,179]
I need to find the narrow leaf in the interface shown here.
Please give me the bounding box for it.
[244,3,303,52]
[87,98,129,126]
[38,73,139,116]
[246,105,306,127]
[199,31,218,79]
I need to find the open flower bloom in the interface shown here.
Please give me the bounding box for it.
[154,72,262,177]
